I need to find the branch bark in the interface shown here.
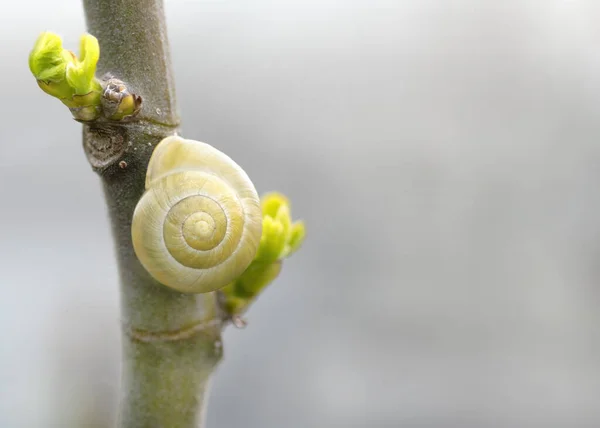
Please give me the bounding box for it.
[83,1,223,427]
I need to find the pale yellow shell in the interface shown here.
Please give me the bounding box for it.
[131,136,262,293]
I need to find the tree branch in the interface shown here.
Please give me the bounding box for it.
[83,0,178,125]
[82,1,223,427]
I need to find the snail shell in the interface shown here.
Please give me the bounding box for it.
[131,136,262,293]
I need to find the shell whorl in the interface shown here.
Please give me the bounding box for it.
[131,136,262,293]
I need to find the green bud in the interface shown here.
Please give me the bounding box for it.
[220,192,305,319]
[29,32,103,121]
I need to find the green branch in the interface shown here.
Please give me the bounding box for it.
[29,1,305,427]
[82,2,222,427]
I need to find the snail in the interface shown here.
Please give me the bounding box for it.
[131,136,263,293]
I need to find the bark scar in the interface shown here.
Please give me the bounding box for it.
[83,124,127,170]
[125,319,223,343]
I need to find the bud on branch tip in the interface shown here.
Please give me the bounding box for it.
[29,32,102,121]
[220,192,306,317]
[29,31,140,122]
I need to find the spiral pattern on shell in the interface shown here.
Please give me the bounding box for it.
[131,136,262,293]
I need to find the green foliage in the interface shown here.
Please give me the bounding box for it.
[221,192,306,317]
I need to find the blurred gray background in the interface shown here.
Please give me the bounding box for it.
[2,0,600,427]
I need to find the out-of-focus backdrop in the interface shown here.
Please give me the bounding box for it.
[2,0,600,427]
